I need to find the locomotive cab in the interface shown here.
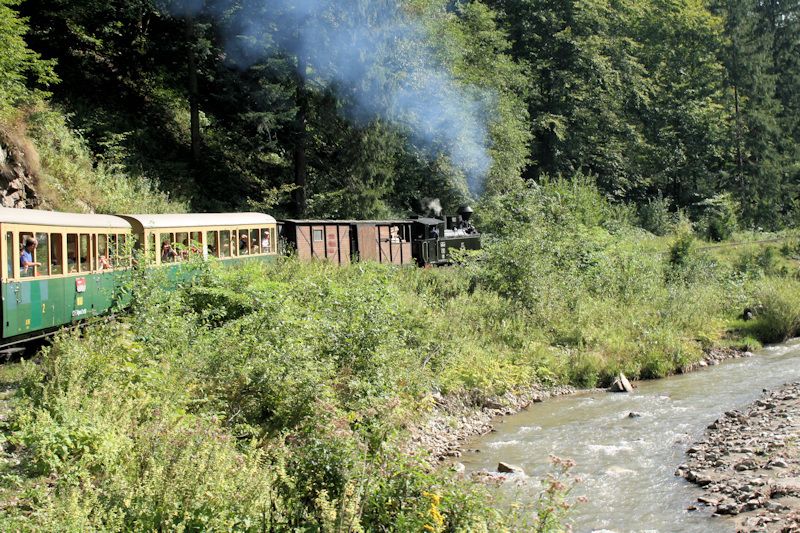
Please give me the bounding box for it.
[411,206,480,266]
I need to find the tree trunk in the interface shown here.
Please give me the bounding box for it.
[292,61,308,216]
[186,17,201,163]
[732,51,744,184]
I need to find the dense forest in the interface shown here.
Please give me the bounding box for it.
[0,0,798,227]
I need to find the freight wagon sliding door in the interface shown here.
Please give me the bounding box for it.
[356,225,378,262]
[296,226,313,260]
[336,226,350,265]
[376,225,411,265]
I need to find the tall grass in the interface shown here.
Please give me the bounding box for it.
[744,278,800,342]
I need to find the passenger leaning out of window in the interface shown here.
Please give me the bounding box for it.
[20,237,41,276]
[161,241,177,263]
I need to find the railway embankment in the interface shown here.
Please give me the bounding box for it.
[679,381,800,531]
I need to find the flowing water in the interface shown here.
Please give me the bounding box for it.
[460,339,800,532]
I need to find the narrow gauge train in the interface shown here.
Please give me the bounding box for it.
[0,206,478,351]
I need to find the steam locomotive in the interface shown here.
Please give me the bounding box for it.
[0,205,480,351]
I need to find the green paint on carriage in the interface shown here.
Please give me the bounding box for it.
[2,270,125,341]
[1,253,277,346]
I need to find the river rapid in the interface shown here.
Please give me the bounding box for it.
[460,339,800,532]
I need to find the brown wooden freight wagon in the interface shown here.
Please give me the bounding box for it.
[280,220,413,265]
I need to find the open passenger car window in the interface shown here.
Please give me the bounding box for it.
[19,232,34,277]
[35,232,49,276]
[5,232,12,279]
[206,231,218,257]
[220,231,231,258]
[50,233,63,275]
[79,234,91,272]
[250,229,260,254]
[66,234,78,273]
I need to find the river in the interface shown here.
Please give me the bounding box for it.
[460,339,800,532]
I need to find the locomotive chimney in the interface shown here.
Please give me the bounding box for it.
[457,205,474,222]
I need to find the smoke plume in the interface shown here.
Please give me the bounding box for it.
[166,0,494,194]
[424,198,443,217]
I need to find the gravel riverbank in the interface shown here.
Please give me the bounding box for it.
[678,381,800,532]
[408,384,577,459]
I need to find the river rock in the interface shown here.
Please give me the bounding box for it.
[608,373,633,393]
[497,462,525,475]
[698,495,720,506]
[716,499,741,515]
[483,399,504,410]
[769,458,789,468]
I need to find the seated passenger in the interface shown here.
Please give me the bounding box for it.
[458,219,478,235]
[98,255,111,270]
[20,237,41,276]
[261,231,271,252]
[181,238,190,259]
[239,235,249,255]
[390,226,401,243]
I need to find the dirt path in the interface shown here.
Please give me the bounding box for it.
[678,381,800,532]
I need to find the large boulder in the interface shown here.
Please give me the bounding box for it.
[608,373,633,393]
[497,462,525,475]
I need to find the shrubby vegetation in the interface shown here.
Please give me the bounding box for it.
[0,0,182,214]
[22,102,185,214]
[1,179,798,530]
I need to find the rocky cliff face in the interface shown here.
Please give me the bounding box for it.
[0,129,41,209]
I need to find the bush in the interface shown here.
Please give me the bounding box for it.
[696,193,738,242]
[746,278,800,342]
[638,194,672,236]
[735,246,781,277]
[4,175,795,531]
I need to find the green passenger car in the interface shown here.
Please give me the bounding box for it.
[0,209,280,351]
[0,208,134,349]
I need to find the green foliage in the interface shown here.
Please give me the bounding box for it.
[3,178,796,530]
[638,195,673,236]
[696,193,739,241]
[1,258,521,530]
[0,101,185,214]
[744,278,800,342]
[1,0,798,225]
[0,0,56,117]
[734,246,781,277]
[668,226,697,270]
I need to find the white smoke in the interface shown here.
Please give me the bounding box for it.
[424,198,443,216]
[164,0,495,194]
